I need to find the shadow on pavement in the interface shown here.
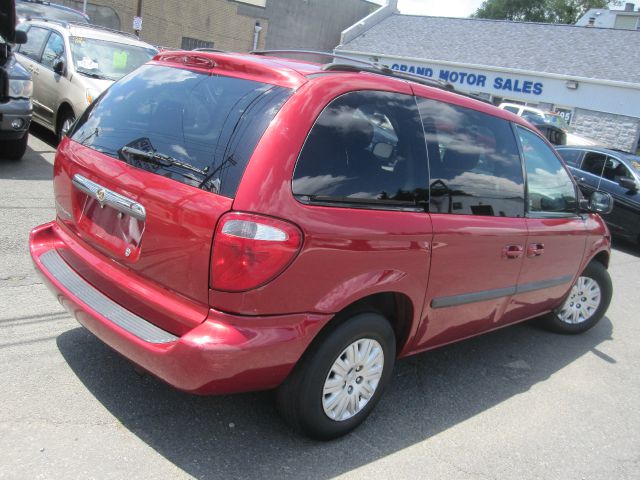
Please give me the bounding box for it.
[611,238,640,257]
[57,317,613,480]
[0,143,54,180]
[28,123,58,149]
[0,124,58,180]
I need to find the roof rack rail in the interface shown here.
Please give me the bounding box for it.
[26,17,69,28]
[250,49,492,104]
[323,62,454,90]
[69,22,140,40]
[28,17,140,40]
[250,49,375,67]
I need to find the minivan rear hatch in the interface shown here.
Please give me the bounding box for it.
[54,60,293,331]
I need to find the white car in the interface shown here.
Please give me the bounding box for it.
[15,19,157,140]
[498,102,599,146]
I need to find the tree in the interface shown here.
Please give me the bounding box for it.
[471,0,621,24]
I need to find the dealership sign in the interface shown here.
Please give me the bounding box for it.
[390,62,544,96]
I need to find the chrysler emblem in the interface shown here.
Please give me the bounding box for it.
[97,189,106,202]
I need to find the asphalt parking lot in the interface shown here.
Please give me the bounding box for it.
[1,129,639,480]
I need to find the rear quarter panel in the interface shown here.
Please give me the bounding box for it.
[214,74,432,347]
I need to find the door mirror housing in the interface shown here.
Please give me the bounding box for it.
[53,58,65,75]
[618,177,638,192]
[13,30,27,45]
[580,191,613,215]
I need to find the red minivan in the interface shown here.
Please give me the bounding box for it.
[30,51,614,439]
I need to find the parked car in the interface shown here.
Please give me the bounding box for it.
[498,102,598,146]
[16,0,89,24]
[0,0,32,159]
[30,51,614,439]
[557,145,640,244]
[14,19,156,140]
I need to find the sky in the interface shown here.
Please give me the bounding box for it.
[370,0,487,17]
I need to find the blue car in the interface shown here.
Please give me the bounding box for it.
[557,146,640,245]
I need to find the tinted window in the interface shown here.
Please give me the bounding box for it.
[418,98,525,217]
[503,106,519,114]
[71,64,292,198]
[20,26,49,61]
[557,148,582,166]
[292,91,428,208]
[41,32,64,70]
[517,127,577,214]
[581,152,607,177]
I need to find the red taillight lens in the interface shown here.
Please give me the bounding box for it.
[211,212,303,292]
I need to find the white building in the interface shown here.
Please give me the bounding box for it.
[576,3,640,30]
[336,1,640,152]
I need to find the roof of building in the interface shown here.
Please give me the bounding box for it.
[337,14,640,85]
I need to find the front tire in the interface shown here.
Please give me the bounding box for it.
[276,312,396,440]
[541,261,612,334]
[57,111,75,143]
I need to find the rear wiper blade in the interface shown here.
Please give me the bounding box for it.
[119,146,208,176]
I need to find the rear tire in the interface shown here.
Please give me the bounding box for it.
[541,261,612,334]
[1,132,28,160]
[276,312,396,440]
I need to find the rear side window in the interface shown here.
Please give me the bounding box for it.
[71,64,292,197]
[292,91,428,209]
[418,98,525,218]
[581,152,607,177]
[19,26,49,61]
[557,148,582,166]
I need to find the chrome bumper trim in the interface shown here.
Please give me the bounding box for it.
[40,250,177,344]
[72,174,146,221]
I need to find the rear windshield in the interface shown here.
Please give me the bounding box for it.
[70,64,292,197]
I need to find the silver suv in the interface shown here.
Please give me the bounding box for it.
[15,19,156,140]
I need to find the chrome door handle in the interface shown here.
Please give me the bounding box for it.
[502,245,524,259]
[527,243,545,257]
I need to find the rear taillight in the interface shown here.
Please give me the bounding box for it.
[211,212,302,292]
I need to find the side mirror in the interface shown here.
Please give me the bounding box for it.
[618,177,638,192]
[581,191,613,215]
[372,142,393,159]
[53,58,65,75]
[13,30,27,45]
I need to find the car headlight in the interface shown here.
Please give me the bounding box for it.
[8,79,33,99]
[85,88,101,106]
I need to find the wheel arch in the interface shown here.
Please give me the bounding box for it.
[55,102,76,136]
[591,250,610,269]
[305,291,416,360]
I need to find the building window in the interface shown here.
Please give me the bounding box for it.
[181,37,214,50]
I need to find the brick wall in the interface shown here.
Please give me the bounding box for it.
[64,0,270,51]
[61,0,375,52]
[572,108,640,153]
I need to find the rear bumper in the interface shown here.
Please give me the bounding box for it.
[30,221,331,394]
